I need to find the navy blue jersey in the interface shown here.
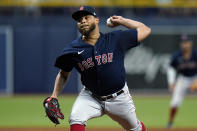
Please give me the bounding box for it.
[170,50,197,77]
[55,29,140,96]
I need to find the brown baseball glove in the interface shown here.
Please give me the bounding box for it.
[43,97,64,125]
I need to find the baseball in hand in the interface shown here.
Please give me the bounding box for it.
[106,18,114,27]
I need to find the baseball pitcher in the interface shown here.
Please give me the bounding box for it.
[43,6,151,131]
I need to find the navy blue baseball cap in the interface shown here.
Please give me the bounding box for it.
[180,34,192,43]
[72,6,97,21]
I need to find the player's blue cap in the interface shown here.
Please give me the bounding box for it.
[180,34,192,43]
[72,6,97,21]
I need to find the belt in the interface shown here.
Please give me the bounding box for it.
[85,88,124,101]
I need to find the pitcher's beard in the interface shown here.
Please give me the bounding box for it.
[79,23,96,37]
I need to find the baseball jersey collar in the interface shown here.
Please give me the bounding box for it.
[79,32,103,47]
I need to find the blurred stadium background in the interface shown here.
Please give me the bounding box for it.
[0,0,197,130]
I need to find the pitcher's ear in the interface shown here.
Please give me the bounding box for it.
[95,17,99,23]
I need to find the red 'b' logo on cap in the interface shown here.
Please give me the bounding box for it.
[80,6,84,10]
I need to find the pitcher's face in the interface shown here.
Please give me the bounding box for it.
[77,15,98,36]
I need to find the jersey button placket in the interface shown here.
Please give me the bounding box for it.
[94,46,101,94]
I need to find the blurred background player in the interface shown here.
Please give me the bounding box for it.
[167,35,197,128]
